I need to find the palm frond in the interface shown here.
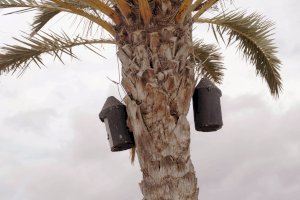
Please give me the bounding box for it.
[192,41,224,84]
[77,0,121,24]
[193,0,220,19]
[0,0,36,8]
[175,0,192,23]
[30,0,93,36]
[0,0,65,13]
[137,0,152,25]
[195,11,282,96]
[190,0,204,12]
[192,0,233,12]
[0,1,76,36]
[31,8,60,36]
[130,146,136,164]
[115,0,132,25]
[0,0,116,36]
[0,32,115,75]
[50,0,116,35]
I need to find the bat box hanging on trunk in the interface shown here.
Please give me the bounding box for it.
[99,96,135,152]
[193,78,223,132]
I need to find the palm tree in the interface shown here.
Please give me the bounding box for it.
[0,0,282,199]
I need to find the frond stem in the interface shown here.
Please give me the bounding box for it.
[81,0,122,25]
[193,0,219,20]
[189,0,204,12]
[175,0,192,23]
[115,0,133,25]
[137,0,152,25]
[51,0,116,36]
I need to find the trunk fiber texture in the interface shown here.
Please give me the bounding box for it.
[117,23,199,199]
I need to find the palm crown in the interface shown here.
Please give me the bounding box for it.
[0,0,282,96]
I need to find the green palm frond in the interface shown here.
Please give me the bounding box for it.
[50,0,115,35]
[31,8,60,36]
[1,1,73,36]
[0,0,35,8]
[195,11,282,97]
[0,32,115,75]
[192,0,233,12]
[0,0,59,13]
[192,0,219,19]
[30,1,92,36]
[191,0,205,12]
[192,41,224,84]
[0,0,115,36]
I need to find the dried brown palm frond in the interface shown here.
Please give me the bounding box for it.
[175,0,192,23]
[195,11,282,97]
[130,146,136,164]
[192,41,224,84]
[176,0,231,23]
[0,32,115,75]
[137,0,152,25]
[114,0,133,24]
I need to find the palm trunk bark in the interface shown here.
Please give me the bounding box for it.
[117,23,199,199]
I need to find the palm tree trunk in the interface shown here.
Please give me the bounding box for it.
[117,23,199,199]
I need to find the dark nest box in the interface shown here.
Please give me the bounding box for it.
[99,96,135,152]
[193,78,223,132]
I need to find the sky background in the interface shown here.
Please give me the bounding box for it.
[0,1,299,199]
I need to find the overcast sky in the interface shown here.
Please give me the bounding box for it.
[0,1,300,200]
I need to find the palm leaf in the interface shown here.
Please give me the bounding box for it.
[190,0,205,12]
[192,41,224,84]
[193,0,220,19]
[31,8,60,36]
[175,0,192,23]
[78,0,121,24]
[0,1,73,36]
[0,0,116,36]
[30,1,92,36]
[0,0,64,13]
[195,11,282,96]
[50,0,116,35]
[114,0,133,25]
[0,32,115,75]
[137,0,152,25]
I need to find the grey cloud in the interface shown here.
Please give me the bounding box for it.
[1,94,299,200]
[3,108,58,133]
[190,95,300,200]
